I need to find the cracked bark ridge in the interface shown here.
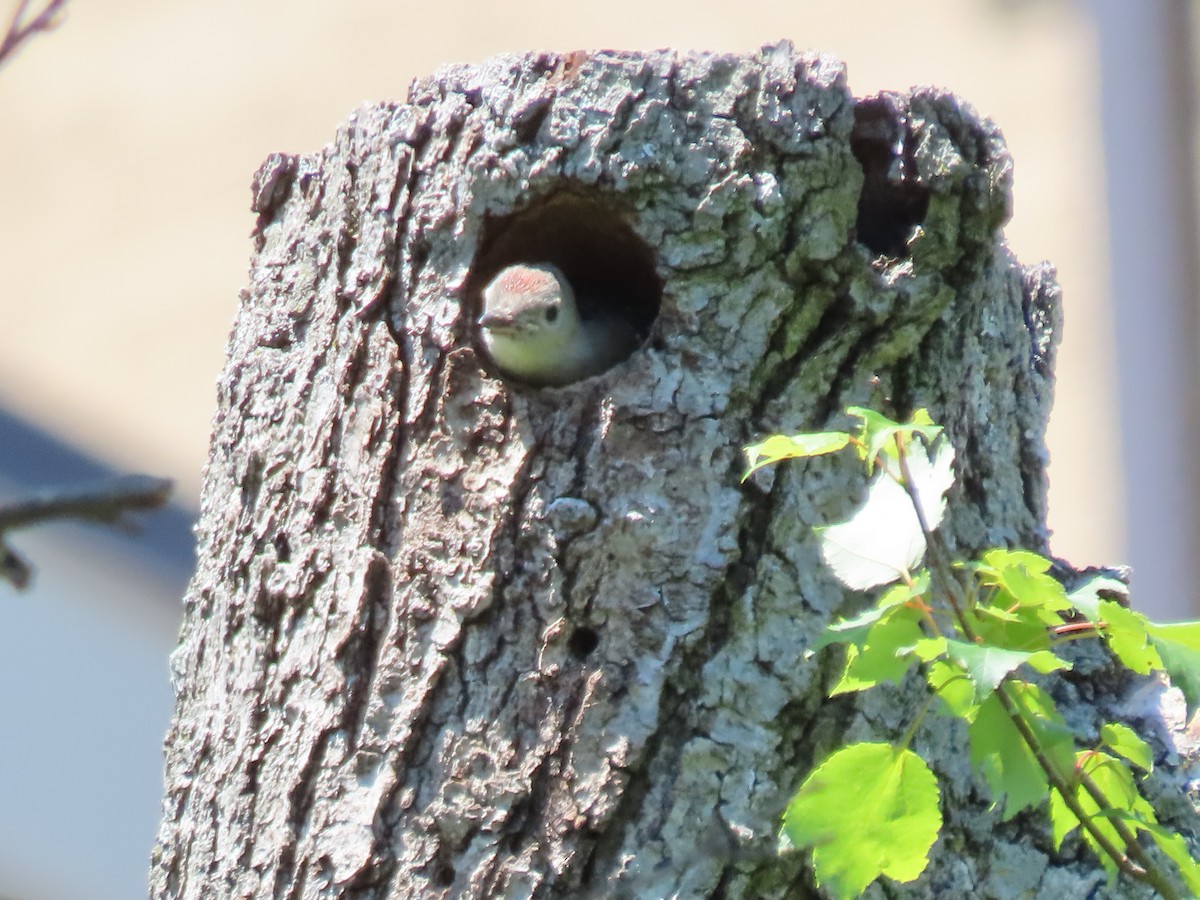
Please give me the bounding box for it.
[151,41,1198,899]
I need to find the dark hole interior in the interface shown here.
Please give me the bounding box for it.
[567,625,600,659]
[851,94,932,258]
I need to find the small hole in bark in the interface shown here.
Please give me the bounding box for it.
[433,863,455,886]
[851,93,931,258]
[273,533,291,563]
[468,192,662,385]
[439,481,463,516]
[567,626,599,658]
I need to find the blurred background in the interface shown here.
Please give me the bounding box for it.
[0,0,1195,896]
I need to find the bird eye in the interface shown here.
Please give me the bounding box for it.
[544,305,559,323]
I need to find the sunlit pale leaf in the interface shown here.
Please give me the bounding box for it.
[817,442,955,590]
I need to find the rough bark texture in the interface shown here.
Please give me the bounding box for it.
[152,42,1199,898]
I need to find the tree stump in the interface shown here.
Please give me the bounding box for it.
[151,41,1198,899]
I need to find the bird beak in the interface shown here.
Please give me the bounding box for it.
[478,310,517,332]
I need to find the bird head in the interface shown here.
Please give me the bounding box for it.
[478,263,583,379]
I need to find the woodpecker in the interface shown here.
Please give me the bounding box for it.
[478,263,636,386]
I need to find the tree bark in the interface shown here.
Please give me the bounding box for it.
[151,42,1199,899]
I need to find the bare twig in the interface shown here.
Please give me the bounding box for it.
[0,474,173,590]
[0,474,172,531]
[0,0,67,69]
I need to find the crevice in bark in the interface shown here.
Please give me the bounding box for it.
[339,553,391,752]
[747,277,844,427]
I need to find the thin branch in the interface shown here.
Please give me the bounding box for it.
[0,474,173,590]
[0,474,172,531]
[0,0,67,69]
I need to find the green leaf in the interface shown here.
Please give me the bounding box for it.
[1147,620,1200,718]
[1099,601,1161,675]
[968,682,1075,819]
[1146,619,1200,651]
[969,602,1056,653]
[816,442,955,590]
[979,548,1054,575]
[1024,650,1073,675]
[1067,587,1161,675]
[943,639,1069,698]
[847,406,943,475]
[848,407,905,474]
[782,743,942,899]
[974,549,1070,612]
[907,636,948,662]
[743,431,852,480]
[1099,722,1153,773]
[927,658,977,719]
[831,614,924,695]
[809,582,921,654]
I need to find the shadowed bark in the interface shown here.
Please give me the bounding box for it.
[151,41,1198,899]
